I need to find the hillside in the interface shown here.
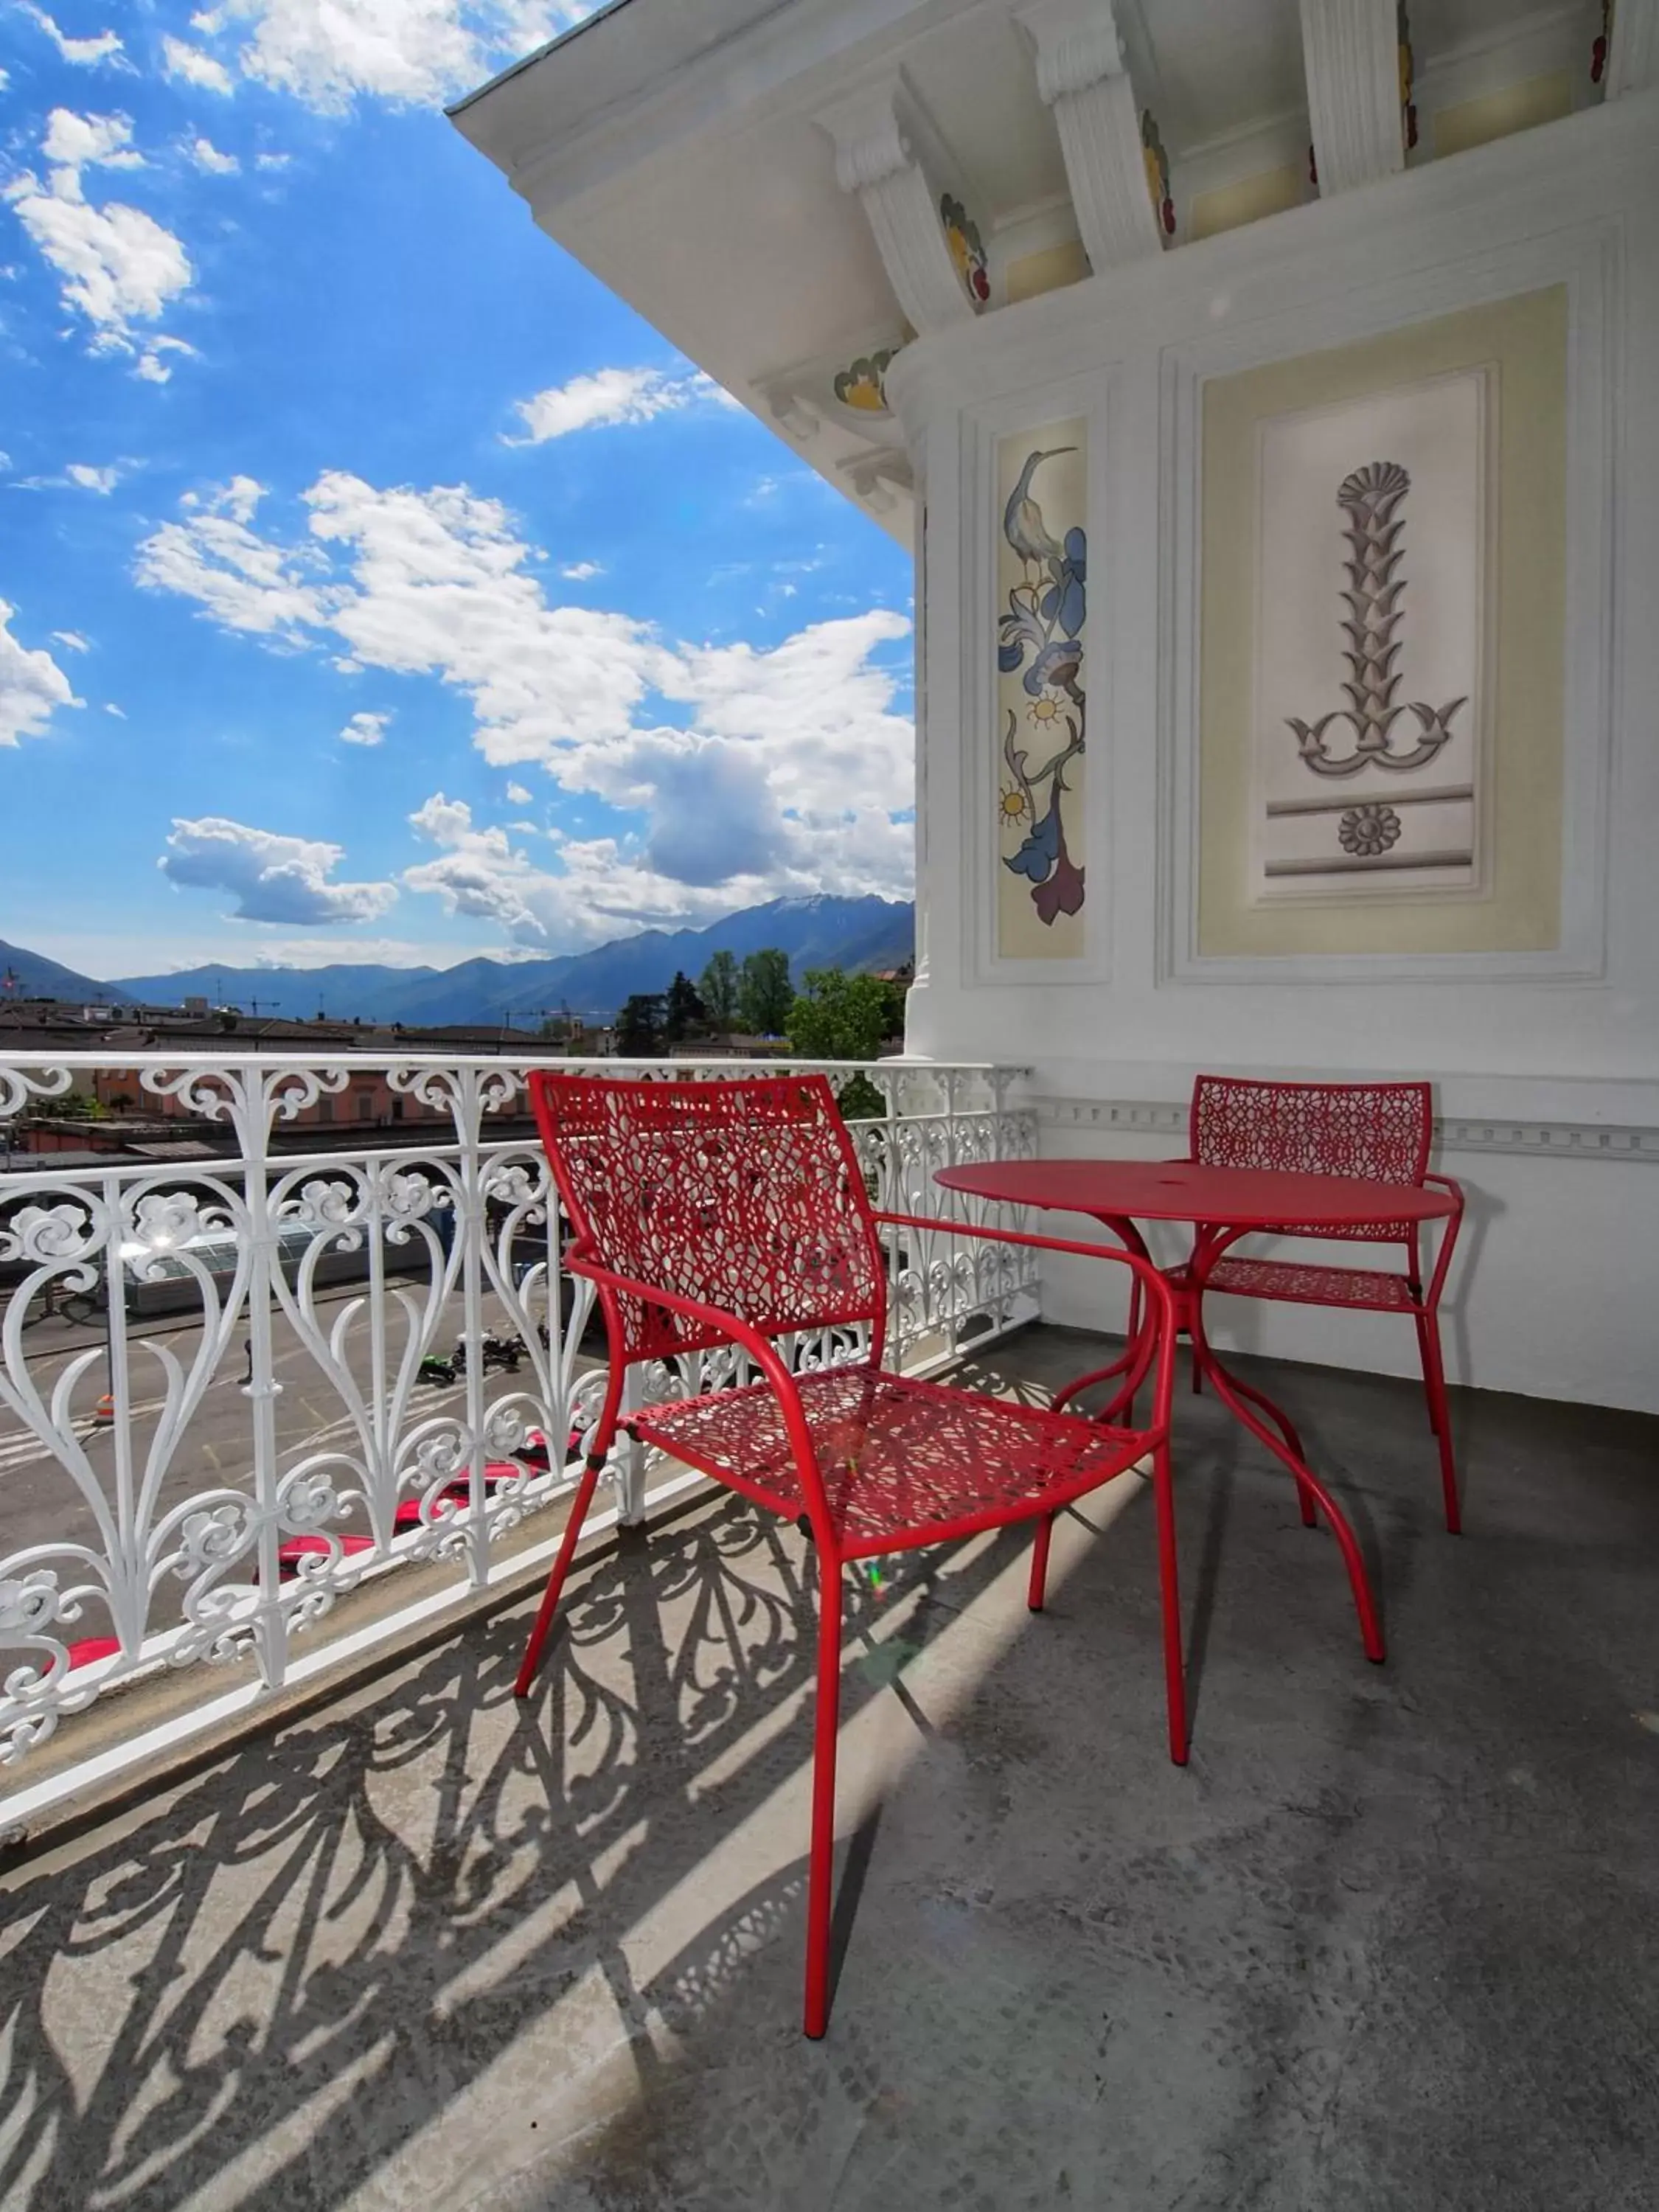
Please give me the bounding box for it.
[0,939,133,1006]
[106,895,914,1026]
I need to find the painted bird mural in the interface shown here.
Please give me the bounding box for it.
[1003,446,1075,586]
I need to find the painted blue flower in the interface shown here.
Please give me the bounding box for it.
[1038,529,1087,640]
[1023,638,1083,700]
[1004,787,1062,881]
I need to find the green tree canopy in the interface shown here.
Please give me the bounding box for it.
[785,969,906,1061]
[737,947,793,1037]
[615,992,665,1055]
[699,949,740,1035]
[663,970,707,1043]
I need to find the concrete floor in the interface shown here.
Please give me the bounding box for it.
[1,1325,1655,2212]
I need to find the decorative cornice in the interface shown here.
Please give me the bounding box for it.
[764,386,821,441]
[1016,0,1161,269]
[1032,1098,1659,1163]
[820,80,914,195]
[815,74,978,334]
[834,448,914,515]
[1300,0,1404,195]
[1605,0,1657,97]
[1015,0,1127,105]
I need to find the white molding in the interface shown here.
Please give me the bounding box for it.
[1158,220,1618,987]
[833,447,914,515]
[1607,0,1658,97]
[1300,0,1404,195]
[764,385,821,440]
[1017,0,1163,272]
[1033,1096,1659,1162]
[815,72,977,336]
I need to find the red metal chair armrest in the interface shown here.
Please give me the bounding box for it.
[1419,1173,1464,1308]
[874,1209,1178,1430]
[874,1208,1169,1295]
[567,1254,832,1535]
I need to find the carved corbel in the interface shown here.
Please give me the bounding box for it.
[816,74,981,334]
[1016,0,1164,269]
[1299,0,1405,195]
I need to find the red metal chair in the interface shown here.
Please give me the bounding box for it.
[516,1072,1180,2037]
[1175,1075,1464,1531]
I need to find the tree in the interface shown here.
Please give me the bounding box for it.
[786,969,905,1062]
[663,970,707,1044]
[699,949,740,1037]
[737,947,793,1037]
[615,992,665,1055]
[34,1089,107,1121]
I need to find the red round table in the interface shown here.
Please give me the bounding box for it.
[934,1158,1461,1663]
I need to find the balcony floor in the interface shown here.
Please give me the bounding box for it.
[3,1326,1657,2212]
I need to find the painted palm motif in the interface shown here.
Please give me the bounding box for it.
[1287,460,1465,776]
[998,446,1086,925]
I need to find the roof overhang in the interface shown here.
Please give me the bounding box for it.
[451,0,1641,546]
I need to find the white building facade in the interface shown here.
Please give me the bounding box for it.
[453,0,1659,1413]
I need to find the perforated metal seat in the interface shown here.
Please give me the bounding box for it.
[631,1365,1150,1556]
[1171,1254,1419,1312]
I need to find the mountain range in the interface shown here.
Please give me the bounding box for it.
[2,896,914,1026]
[0,939,134,1006]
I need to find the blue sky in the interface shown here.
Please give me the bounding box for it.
[0,1,914,981]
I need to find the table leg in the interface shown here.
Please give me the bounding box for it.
[1185,1228,1385,1665]
[1048,1215,1160,1425]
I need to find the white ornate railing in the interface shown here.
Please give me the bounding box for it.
[0,1054,1034,1812]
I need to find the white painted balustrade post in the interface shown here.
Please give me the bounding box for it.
[243,1060,290,1688]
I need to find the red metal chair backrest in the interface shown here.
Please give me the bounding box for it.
[529,1072,888,1365]
[1189,1075,1433,1243]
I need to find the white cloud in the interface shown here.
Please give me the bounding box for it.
[161,35,234,94]
[187,137,240,175]
[245,934,441,970]
[138,470,918,939]
[136,476,330,634]
[66,462,120,493]
[135,335,198,383]
[51,629,91,652]
[254,150,291,170]
[41,108,145,171]
[105,701,125,717]
[4,111,193,376]
[559,560,602,580]
[189,1,583,114]
[159,816,399,925]
[24,9,127,67]
[506,366,718,444]
[339,708,389,745]
[1,600,82,745]
[403,792,732,950]
[504,781,531,804]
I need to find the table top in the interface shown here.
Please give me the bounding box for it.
[934,1157,1458,1230]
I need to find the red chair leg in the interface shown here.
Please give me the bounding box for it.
[514,1455,604,1697]
[1418,1312,1461,1534]
[1413,1315,1439,1434]
[803,1554,844,2039]
[1150,1441,1189,1767]
[1026,1512,1055,1613]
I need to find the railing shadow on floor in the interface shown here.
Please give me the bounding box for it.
[0,1492,1054,2212]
